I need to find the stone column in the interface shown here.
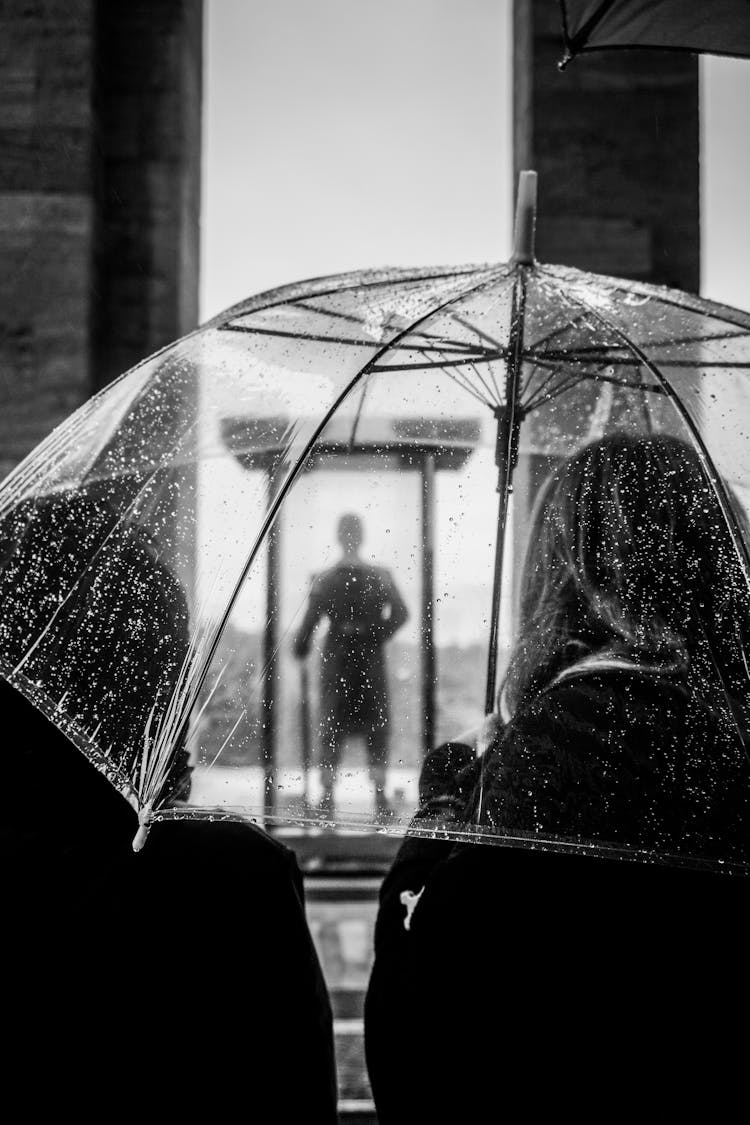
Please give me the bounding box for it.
[0,0,97,477]
[92,0,203,388]
[514,0,700,290]
[0,0,203,477]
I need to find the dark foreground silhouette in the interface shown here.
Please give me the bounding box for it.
[367,435,750,1121]
[3,682,337,1121]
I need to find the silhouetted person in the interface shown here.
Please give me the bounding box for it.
[0,490,337,1121]
[294,513,408,813]
[366,433,750,1122]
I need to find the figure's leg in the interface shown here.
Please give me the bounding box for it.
[367,727,390,815]
[318,711,343,806]
[367,656,390,813]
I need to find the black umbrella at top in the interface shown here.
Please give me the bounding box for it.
[558,0,750,67]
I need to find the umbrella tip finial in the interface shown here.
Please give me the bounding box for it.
[132,801,154,852]
[511,170,537,266]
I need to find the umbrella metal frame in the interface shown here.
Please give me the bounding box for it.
[221,428,478,820]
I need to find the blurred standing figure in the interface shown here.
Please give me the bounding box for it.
[294,513,408,812]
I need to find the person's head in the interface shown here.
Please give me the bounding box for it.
[337,512,364,554]
[502,432,750,716]
[0,490,192,803]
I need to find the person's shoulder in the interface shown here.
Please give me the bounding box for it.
[510,668,690,750]
[497,676,617,761]
[541,666,687,712]
[309,566,336,593]
[146,816,300,885]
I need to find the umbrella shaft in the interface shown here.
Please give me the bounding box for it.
[484,268,527,714]
[484,436,515,715]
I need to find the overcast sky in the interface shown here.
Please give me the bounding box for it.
[201,0,511,317]
[201,0,750,319]
[196,1,750,651]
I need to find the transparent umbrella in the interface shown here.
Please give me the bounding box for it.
[2,172,750,871]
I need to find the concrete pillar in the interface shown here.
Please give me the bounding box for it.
[514,0,700,290]
[92,0,203,388]
[0,0,203,477]
[0,0,97,475]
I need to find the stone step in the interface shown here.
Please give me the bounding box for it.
[303,875,380,1118]
[337,1103,378,1124]
[331,986,366,1020]
[335,1018,373,1106]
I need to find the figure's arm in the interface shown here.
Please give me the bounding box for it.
[293,577,324,658]
[379,572,409,641]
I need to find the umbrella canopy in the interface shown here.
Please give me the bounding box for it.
[2,173,750,871]
[559,1,750,65]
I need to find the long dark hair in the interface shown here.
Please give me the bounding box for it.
[501,432,750,720]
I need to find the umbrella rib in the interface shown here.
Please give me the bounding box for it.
[370,350,506,372]
[523,366,589,413]
[222,321,498,357]
[524,366,665,415]
[439,369,491,407]
[520,306,601,356]
[530,345,750,369]
[433,354,495,407]
[534,346,638,362]
[526,352,665,384]
[221,323,400,349]
[294,300,498,354]
[647,327,750,350]
[482,360,503,406]
[461,355,503,407]
[526,359,662,414]
[205,707,247,772]
[642,360,750,370]
[347,372,374,450]
[564,0,618,55]
[450,313,504,351]
[521,361,567,409]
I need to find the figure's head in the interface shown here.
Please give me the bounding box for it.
[337,512,364,553]
[502,432,750,714]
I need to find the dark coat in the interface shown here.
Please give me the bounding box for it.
[3,681,338,1122]
[365,670,750,1123]
[295,560,408,736]
[473,666,750,863]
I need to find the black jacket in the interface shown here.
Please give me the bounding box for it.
[3,681,337,1122]
[365,670,750,1122]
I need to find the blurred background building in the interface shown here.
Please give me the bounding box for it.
[2,1,749,1118]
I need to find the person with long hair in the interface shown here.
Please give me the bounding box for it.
[471,431,750,861]
[365,432,750,1122]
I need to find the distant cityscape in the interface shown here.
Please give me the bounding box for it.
[196,621,490,773]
